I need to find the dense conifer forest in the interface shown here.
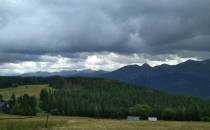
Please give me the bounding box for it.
[41,77,210,121]
[0,76,56,88]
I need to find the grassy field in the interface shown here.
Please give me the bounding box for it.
[0,84,49,100]
[0,114,210,130]
[0,113,67,130]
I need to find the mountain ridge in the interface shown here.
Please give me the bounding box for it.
[101,59,210,99]
[21,69,107,77]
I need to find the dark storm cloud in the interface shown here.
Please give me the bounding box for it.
[0,53,41,64]
[0,0,210,64]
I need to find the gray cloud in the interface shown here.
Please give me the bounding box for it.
[0,0,210,70]
[0,53,40,64]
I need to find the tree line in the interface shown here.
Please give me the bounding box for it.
[39,77,210,121]
[1,77,210,121]
[0,76,59,88]
[1,93,36,116]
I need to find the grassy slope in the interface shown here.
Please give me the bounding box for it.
[0,114,210,130]
[0,84,49,100]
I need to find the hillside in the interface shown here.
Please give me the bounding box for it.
[101,59,210,99]
[44,77,210,120]
[0,84,49,100]
[0,77,210,120]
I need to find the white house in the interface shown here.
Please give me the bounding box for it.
[148,117,157,121]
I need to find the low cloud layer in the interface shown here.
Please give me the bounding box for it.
[0,0,210,74]
[0,53,197,75]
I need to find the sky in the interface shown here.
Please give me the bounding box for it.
[0,0,210,75]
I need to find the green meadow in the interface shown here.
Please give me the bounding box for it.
[0,114,210,130]
[0,84,49,99]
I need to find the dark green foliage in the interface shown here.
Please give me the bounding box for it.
[3,93,17,113]
[40,77,210,120]
[184,106,201,121]
[0,95,3,102]
[129,104,152,119]
[201,116,210,122]
[40,89,49,111]
[11,93,16,105]
[0,76,60,88]
[3,93,37,116]
[161,108,176,120]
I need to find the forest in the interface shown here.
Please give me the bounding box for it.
[1,77,210,121]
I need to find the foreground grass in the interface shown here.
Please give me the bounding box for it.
[0,114,67,130]
[0,84,49,99]
[0,114,210,130]
[58,118,210,130]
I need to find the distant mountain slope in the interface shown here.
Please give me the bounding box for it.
[101,59,210,99]
[21,69,107,77]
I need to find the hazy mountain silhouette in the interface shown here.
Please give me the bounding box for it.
[101,59,210,99]
[21,69,107,77]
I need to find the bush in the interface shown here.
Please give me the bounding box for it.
[129,104,152,119]
[4,94,37,116]
[161,108,176,120]
[201,116,210,122]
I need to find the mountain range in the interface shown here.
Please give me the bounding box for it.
[21,59,210,99]
[101,59,210,99]
[21,69,107,77]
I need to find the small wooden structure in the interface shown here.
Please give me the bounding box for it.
[148,117,157,121]
[127,116,140,121]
